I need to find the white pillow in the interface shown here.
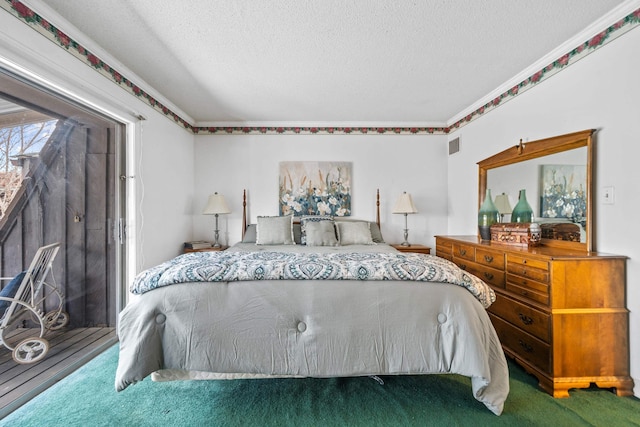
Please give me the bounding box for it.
[304,220,339,246]
[256,215,295,245]
[335,221,375,245]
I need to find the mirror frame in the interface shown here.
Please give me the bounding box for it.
[478,129,594,252]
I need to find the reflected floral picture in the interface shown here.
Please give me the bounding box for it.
[539,164,587,225]
[279,161,351,216]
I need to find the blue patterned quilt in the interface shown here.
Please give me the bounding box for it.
[131,251,495,308]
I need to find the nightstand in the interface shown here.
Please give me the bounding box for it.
[390,244,431,254]
[183,245,228,253]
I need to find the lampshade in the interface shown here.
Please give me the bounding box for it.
[494,193,512,215]
[203,193,231,215]
[392,192,418,214]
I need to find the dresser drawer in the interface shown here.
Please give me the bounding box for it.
[507,262,550,283]
[507,254,549,272]
[452,243,475,261]
[437,250,453,261]
[506,279,550,306]
[435,239,453,261]
[435,238,452,251]
[467,263,505,289]
[490,314,551,374]
[452,256,474,273]
[475,247,505,270]
[436,246,452,259]
[489,293,550,342]
[506,273,549,294]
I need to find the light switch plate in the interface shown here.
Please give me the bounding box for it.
[602,186,615,204]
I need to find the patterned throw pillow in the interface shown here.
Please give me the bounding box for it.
[300,215,334,245]
[304,220,339,246]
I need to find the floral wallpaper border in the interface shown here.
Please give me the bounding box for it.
[2,0,640,136]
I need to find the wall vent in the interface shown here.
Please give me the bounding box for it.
[449,137,460,155]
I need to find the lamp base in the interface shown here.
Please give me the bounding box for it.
[213,214,222,248]
[401,225,410,246]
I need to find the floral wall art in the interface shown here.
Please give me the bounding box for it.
[539,164,587,225]
[279,161,351,216]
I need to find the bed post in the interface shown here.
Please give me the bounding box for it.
[376,188,381,229]
[242,189,247,240]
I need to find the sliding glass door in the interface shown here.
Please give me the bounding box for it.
[0,67,126,329]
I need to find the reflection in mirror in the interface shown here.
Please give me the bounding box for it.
[487,147,588,243]
[478,129,594,251]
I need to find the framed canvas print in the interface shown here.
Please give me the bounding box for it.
[279,161,351,216]
[539,164,587,224]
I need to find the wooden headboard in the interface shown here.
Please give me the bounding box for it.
[241,189,381,240]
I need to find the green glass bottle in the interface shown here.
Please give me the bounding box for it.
[511,189,533,223]
[478,189,499,240]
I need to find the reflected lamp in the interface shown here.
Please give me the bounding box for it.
[494,193,513,223]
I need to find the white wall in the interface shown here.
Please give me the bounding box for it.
[447,27,640,396]
[0,10,195,273]
[132,113,195,269]
[192,134,448,249]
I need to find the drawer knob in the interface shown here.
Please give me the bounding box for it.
[519,340,534,353]
[484,255,493,263]
[484,272,494,281]
[460,249,467,256]
[521,290,529,296]
[518,313,534,325]
[459,264,467,270]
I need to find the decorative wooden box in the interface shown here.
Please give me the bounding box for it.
[540,223,581,242]
[490,222,541,247]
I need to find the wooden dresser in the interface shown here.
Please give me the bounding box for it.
[435,235,633,397]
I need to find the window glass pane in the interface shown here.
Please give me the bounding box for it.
[1,98,58,219]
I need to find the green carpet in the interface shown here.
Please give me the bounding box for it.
[1,344,638,426]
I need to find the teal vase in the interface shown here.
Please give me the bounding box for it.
[478,189,499,240]
[511,189,533,223]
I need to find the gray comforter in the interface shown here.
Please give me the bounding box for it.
[115,244,509,415]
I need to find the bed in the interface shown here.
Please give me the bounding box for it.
[115,192,509,415]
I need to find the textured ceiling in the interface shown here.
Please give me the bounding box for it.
[29,0,630,126]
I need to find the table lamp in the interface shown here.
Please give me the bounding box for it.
[392,191,418,246]
[203,192,231,247]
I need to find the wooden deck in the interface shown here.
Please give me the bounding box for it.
[0,326,117,418]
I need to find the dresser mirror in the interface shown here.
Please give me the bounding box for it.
[478,129,594,251]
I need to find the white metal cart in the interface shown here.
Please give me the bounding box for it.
[0,243,69,364]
